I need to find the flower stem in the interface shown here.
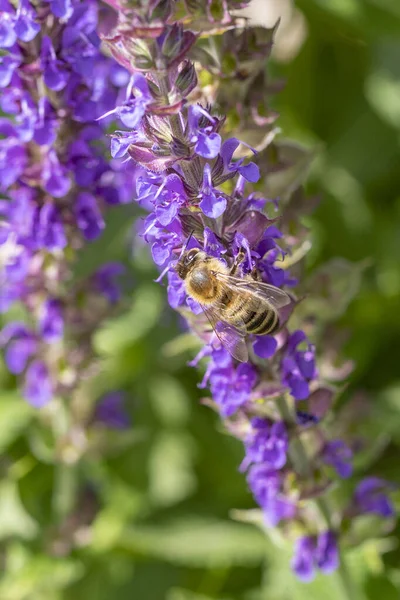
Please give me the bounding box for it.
[276,395,364,600]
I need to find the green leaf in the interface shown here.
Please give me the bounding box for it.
[0,480,38,540]
[148,432,197,507]
[0,544,83,600]
[0,393,33,451]
[118,517,267,567]
[94,285,163,355]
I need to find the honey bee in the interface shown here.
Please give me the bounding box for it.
[175,247,291,362]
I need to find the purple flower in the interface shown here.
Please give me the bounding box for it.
[98,74,151,129]
[354,477,395,518]
[322,440,353,479]
[253,335,277,359]
[41,36,68,91]
[204,353,258,417]
[95,391,130,429]
[42,150,71,198]
[14,0,40,42]
[75,192,105,240]
[23,360,53,408]
[291,536,316,583]
[281,330,317,400]
[0,322,37,374]
[94,262,125,304]
[291,532,339,581]
[316,531,339,575]
[188,105,221,159]
[39,299,64,343]
[242,418,288,471]
[0,1,17,48]
[220,138,260,183]
[44,0,73,21]
[198,163,227,218]
[247,465,295,526]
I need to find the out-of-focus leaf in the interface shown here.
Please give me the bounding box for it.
[365,573,399,600]
[91,480,143,552]
[149,375,191,426]
[300,258,369,322]
[0,393,33,451]
[259,141,316,200]
[0,544,83,600]
[167,589,233,600]
[118,518,267,567]
[149,432,197,506]
[94,285,163,355]
[0,480,38,541]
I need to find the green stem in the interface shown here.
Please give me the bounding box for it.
[276,395,364,600]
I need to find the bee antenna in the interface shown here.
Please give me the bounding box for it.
[179,230,195,258]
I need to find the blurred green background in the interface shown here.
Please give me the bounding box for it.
[1,0,400,598]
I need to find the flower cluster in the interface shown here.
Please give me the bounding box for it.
[102,0,395,583]
[0,0,134,413]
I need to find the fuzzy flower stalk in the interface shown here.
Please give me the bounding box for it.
[0,0,134,435]
[101,0,396,587]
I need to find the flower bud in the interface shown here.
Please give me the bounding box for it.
[175,60,198,97]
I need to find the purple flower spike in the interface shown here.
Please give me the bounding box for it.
[322,440,353,479]
[198,163,227,218]
[354,477,395,518]
[291,536,316,583]
[23,360,53,408]
[95,391,130,429]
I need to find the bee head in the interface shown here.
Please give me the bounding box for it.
[175,248,203,279]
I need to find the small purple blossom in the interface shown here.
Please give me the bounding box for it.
[322,440,353,479]
[247,465,295,526]
[281,330,317,400]
[39,299,64,343]
[201,349,258,417]
[242,418,288,471]
[23,360,53,408]
[94,262,125,304]
[220,138,260,182]
[98,74,151,129]
[95,391,130,429]
[354,477,395,518]
[291,532,339,582]
[198,163,227,218]
[75,192,105,240]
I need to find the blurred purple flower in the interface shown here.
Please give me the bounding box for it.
[95,391,130,429]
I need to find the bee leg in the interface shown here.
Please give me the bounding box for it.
[229,247,246,275]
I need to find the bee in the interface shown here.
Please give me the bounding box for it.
[175,247,291,362]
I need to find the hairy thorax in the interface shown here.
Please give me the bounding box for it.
[185,258,228,305]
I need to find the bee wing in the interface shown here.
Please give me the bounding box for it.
[200,303,249,363]
[212,272,291,309]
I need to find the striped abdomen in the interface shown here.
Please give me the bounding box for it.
[222,293,279,336]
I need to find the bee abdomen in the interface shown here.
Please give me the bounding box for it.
[247,309,279,335]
